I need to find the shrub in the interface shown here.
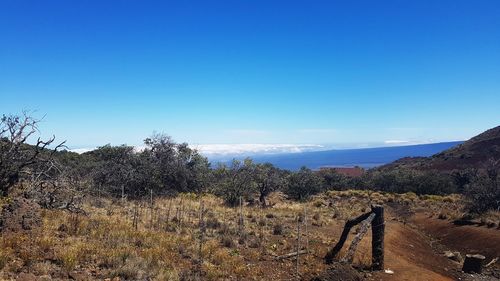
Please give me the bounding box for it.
[206,217,221,229]
[221,236,235,248]
[272,223,284,235]
[369,169,456,195]
[313,200,325,208]
[212,159,257,206]
[464,166,499,214]
[312,213,321,221]
[113,256,148,280]
[284,167,324,200]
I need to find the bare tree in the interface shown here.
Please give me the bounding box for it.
[0,111,65,196]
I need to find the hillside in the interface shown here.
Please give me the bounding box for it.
[380,126,500,171]
[216,141,463,170]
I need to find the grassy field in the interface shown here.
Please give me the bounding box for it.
[0,190,497,281]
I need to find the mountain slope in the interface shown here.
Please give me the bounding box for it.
[380,126,500,171]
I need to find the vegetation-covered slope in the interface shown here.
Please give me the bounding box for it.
[379,126,500,172]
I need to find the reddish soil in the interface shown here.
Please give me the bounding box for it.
[317,204,463,281]
[371,221,458,281]
[364,203,500,281]
[413,213,500,261]
[0,198,41,234]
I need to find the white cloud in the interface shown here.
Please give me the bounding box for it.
[384,140,410,145]
[383,139,444,146]
[69,147,95,154]
[191,144,324,155]
[69,143,326,156]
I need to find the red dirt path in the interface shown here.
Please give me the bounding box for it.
[413,213,500,261]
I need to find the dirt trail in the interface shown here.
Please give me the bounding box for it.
[371,221,457,281]
[285,201,498,280]
[413,213,500,261]
[321,205,460,281]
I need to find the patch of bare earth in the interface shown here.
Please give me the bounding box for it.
[413,213,500,261]
[372,221,457,281]
[0,198,41,234]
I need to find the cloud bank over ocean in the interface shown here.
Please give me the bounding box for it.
[191,144,325,156]
[69,144,326,156]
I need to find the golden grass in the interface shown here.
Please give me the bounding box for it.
[0,189,484,280]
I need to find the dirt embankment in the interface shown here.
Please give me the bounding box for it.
[413,213,500,261]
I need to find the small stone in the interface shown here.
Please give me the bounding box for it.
[38,275,52,281]
[444,251,463,262]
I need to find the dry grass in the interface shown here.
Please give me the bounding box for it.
[0,192,338,280]
[1,189,496,280]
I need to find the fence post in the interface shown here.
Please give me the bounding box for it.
[371,205,384,270]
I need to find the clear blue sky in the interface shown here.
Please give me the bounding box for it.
[1,0,499,150]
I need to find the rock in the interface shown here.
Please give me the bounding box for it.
[462,254,486,274]
[38,275,52,281]
[444,251,463,262]
[0,198,41,234]
[17,273,37,281]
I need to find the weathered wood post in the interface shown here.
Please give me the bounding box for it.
[371,205,384,270]
[342,213,376,264]
[296,215,301,280]
[462,254,485,274]
[324,211,372,264]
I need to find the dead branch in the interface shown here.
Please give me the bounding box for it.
[274,250,309,260]
[485,257,498,268]
[325,211,373,264]
[341,213,376,263]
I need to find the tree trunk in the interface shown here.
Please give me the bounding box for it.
[259,192,267,208]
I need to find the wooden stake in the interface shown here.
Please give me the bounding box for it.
[150,189,154,229]
[304,206,309,253]
[197,200,206,278]
[296,215,301,280]
[166,199,172,222]
[371,205,384,270]
[238,196,244,234]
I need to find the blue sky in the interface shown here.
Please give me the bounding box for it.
[1,0,499,153]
